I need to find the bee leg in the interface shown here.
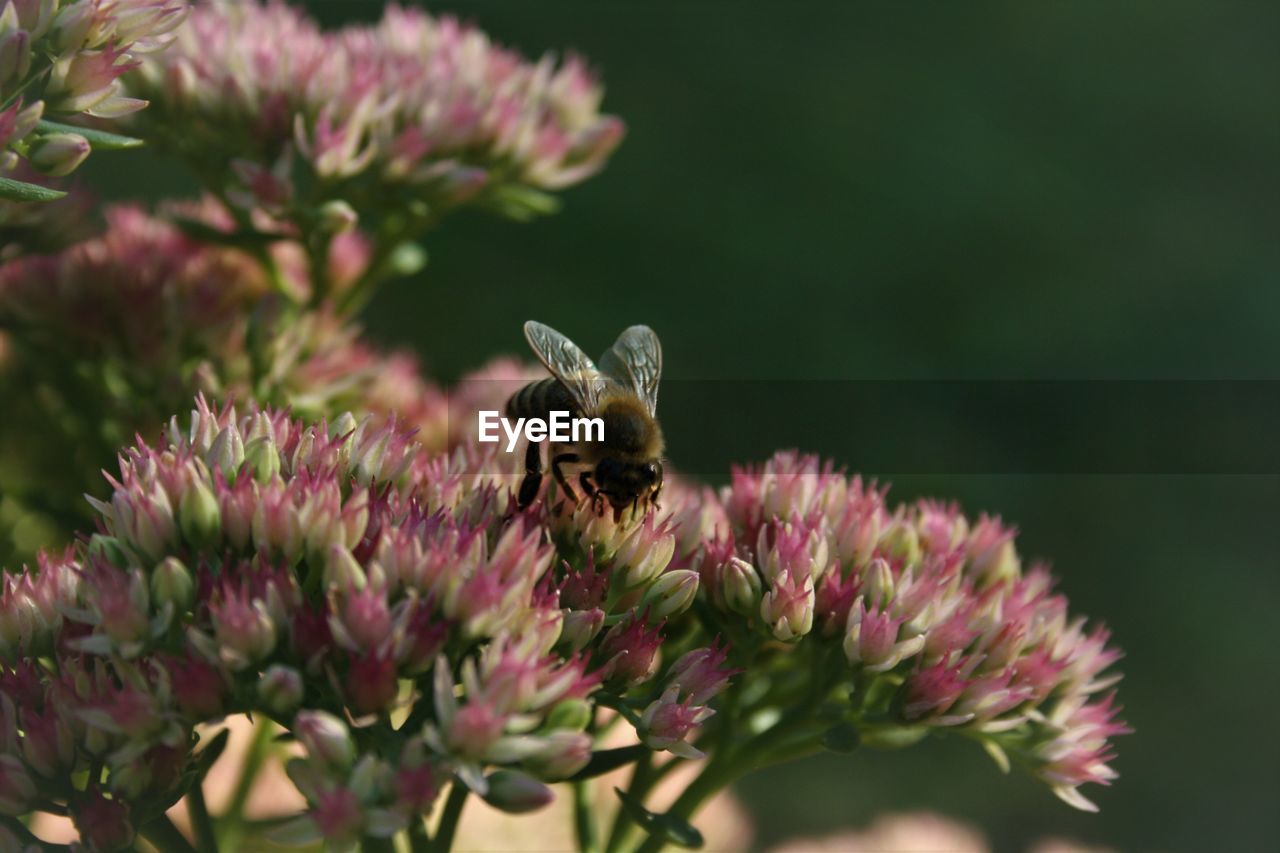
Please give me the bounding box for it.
[517,440,543,509]
[550,452,580,503]
[578,472,604,515]
[650,462,665,511]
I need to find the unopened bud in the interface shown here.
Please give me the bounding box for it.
[258,665,304,715]
[178,477,221,546]
[208,425,245,479]
[329,412,358,440]
[87,534,128,567]
[0,31,31,83]
[760,573,815,642]
[863,557,894,606]
[524,731,592,781]
[880,520,920,566]
[28,132,89,177]
[721,557,762,615]
[53,1,95,52]
[295,710,354,771]
[559,608,604,653]
[615,524,676,589]
[151,557,194,612]
[544,698,592,732]
[481,770,554,813]
[641,570,699,619]
[325,545,366,593]
[243,436,281,484]
[318,200,358,233]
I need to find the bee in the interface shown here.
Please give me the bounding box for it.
[508,320,665,516]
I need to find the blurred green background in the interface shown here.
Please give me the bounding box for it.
[77,1,1278,849]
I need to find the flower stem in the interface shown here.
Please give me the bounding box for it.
[187,782,218,853]
[408,816,432,853]
[140,814,197,853]
[430,780,468,852]
[216,717,274,849]
[604,750,653,853]
[573,778,599,853]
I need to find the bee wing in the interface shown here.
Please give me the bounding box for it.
[599,325,663,415]
[523,321,607,411]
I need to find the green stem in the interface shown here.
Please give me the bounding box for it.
[216,717,274,848]
[630,754,736,853]
[430,781,468,852]
[139,814,197,853]
[604,751,653,853]
[187,782,218,853]
[408,816,432,853]
[573,778,599,853]
[628,700,826,853]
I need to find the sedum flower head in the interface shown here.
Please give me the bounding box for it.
[0,0,188,176]
[126,0,624,227]
[0,201,450,559]
[0,398,719,842]
[677,450,1129,811]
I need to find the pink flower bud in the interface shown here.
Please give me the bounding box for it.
[667,642,736,705]
[72,789,133,851]
[21,706,74,778]
[640,687,713,760]
[166,653,225,718]
[336,586,391,651]
[393,762,439,814]
[598,616,663,687]
[760,569,815,642]
[210,586,276,666]
[28,132,90,177]
[312,786,363,844]
[258,665,304,715]
[524,730,592,781]
[346,650,398,714]
[447,702,505,759]
[295,710,354,771]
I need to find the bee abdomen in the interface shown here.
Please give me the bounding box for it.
[506,378,578,421]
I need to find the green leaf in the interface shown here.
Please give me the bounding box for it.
[614,788,705,849]
[0,175,67,202]
[569,745,649,781]
[191,728,231,779]
[821,722,862,754]
[37,119,144,150]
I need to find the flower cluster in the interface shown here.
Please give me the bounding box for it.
[126,0,623,228]
[0,201,449,560]
[0,398,731,848]
[0,0,187,180]
[684,451,1129,812]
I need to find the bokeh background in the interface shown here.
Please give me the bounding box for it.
[69,1,1280,850]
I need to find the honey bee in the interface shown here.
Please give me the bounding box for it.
[508,320,665,516]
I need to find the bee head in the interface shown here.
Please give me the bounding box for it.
[595,457,661,508]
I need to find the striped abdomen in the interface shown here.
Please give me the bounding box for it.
[506,378,579,422]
